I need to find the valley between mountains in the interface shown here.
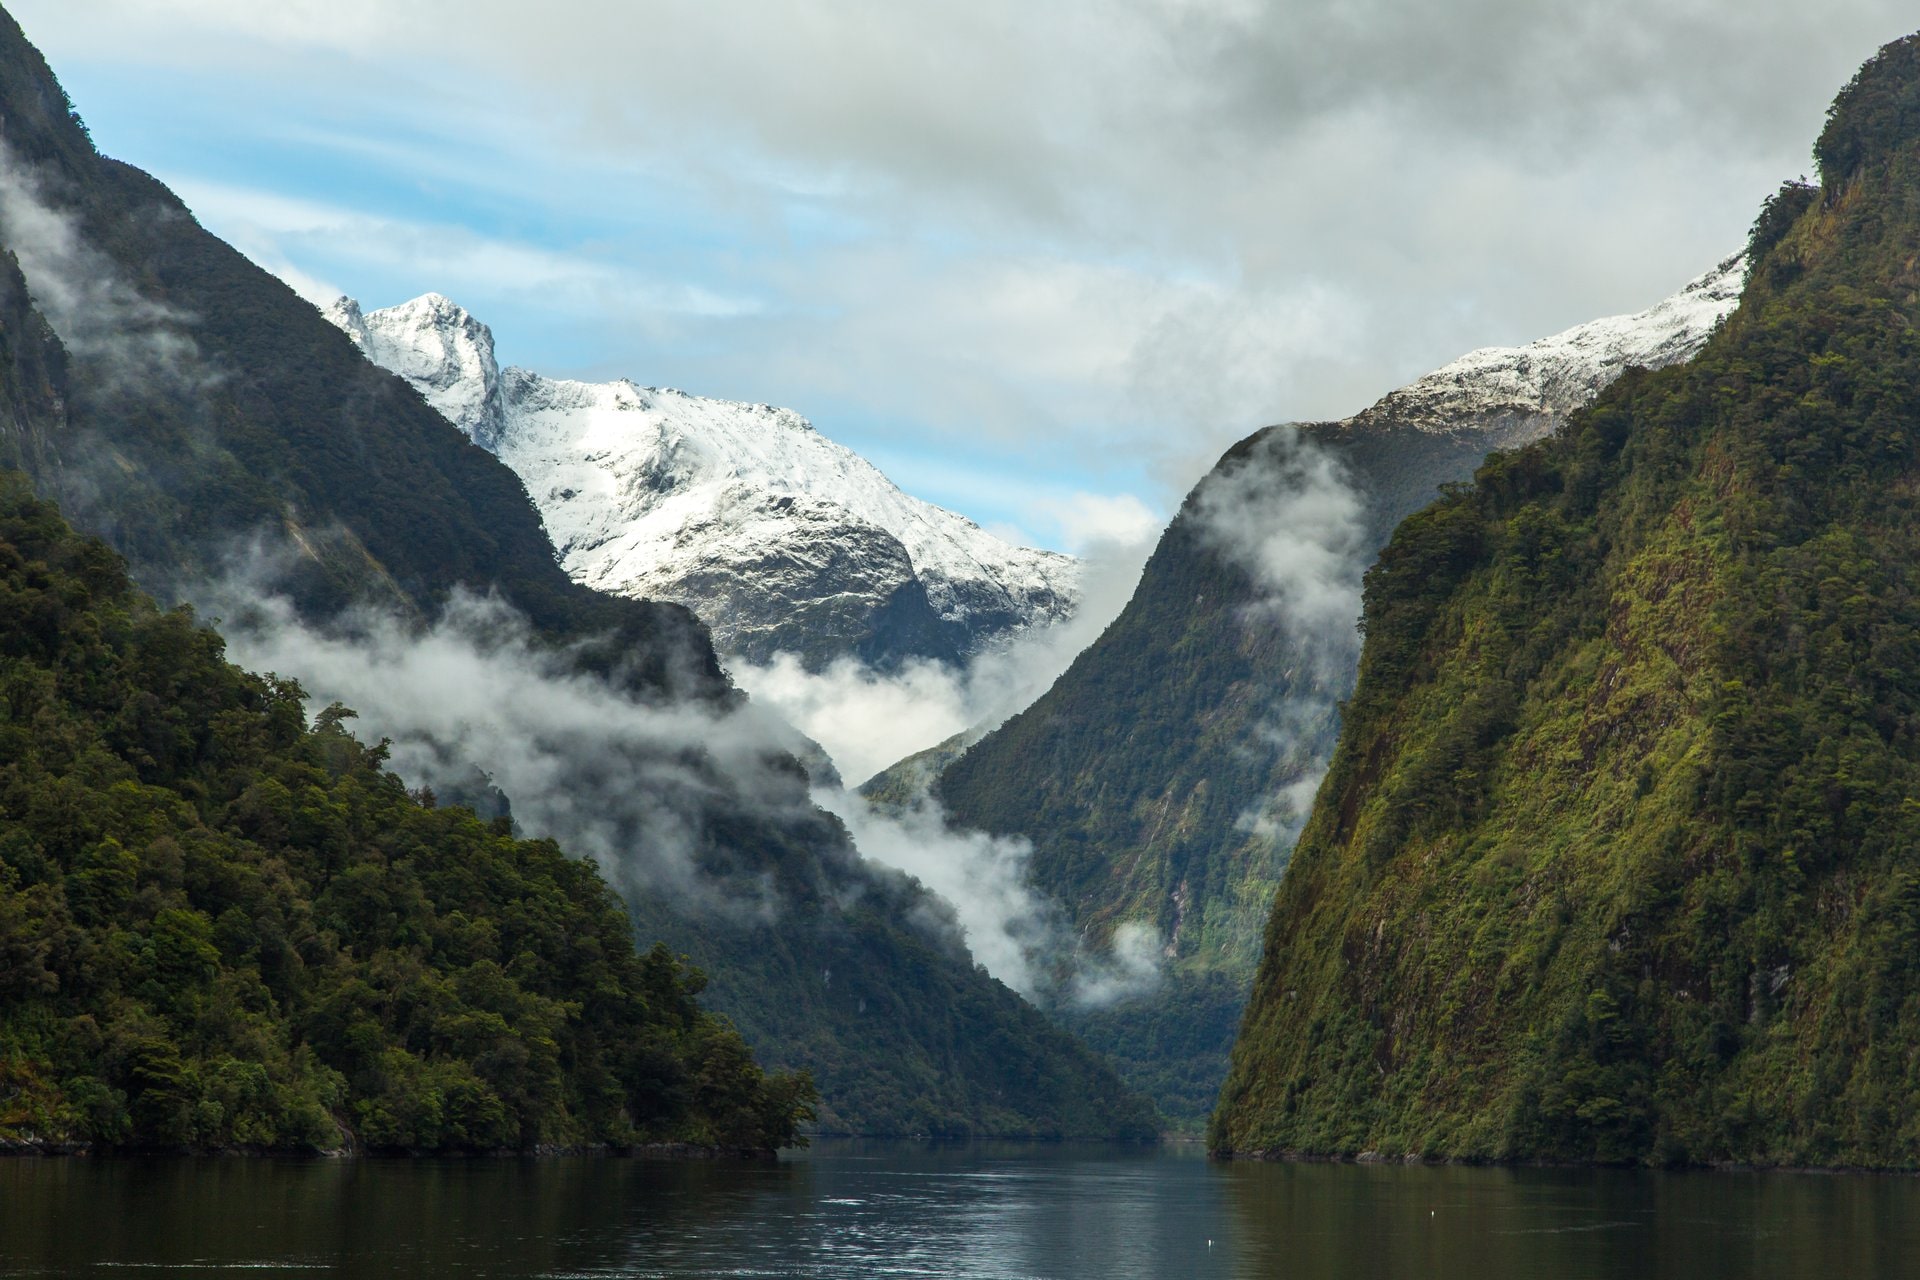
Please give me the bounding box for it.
[4,0,1920,1173]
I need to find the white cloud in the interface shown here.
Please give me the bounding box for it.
[1193,426,1368,660]
[20,0,1909,511]
[816,787,1060,997]
[1189,426,1369,852]
[201,578,824,919]
[1053,492,1162,553]
[0,141,207,392]
[169,180,762,319]
[1070,921,1166,1009]
[732,524,1156,786]
[195,558,1159,998]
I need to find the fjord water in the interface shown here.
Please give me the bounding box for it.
[2,1143,1916,1278]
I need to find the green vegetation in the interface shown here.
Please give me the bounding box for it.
[0,472,813,1152]
[1214,31,1920,1168]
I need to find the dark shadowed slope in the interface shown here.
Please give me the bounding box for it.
[0,468,813,1154]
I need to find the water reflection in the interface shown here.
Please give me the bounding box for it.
[1,1143,1917,1277]
[1220,1159,1920,1279]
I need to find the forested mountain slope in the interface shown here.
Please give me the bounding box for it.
[935,261,1738,1125]
[0,3,1154,1140]
[0,472,812,1153]
[1214,32,1920,1167]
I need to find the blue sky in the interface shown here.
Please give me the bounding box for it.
[13,0,1915,551]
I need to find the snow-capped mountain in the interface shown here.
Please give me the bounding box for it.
[1345,253,1744,444]
[325,295,1078,671]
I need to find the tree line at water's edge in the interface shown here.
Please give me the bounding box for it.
[0,472,815,1154]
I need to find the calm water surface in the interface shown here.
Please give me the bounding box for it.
[2,1141,1917,1278]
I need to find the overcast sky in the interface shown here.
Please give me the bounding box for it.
[13,1,1914,549]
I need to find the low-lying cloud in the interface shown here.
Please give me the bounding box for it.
[1194,426,1369,664]
[197,548,1163,1004]
[200,571,831,919]
[733,528,1157,786]
[1191,426,1372,848]
[817,787,1163,1006]
[0,141,207,394]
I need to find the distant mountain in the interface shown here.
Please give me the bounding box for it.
[935,255,1742,1125]
[1218,32,1920,1168]
[1349,257,1741,442]
[0,2,1153,1140]
[326,294,1078,672]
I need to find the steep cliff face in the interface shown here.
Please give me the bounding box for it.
[0,3,1155,1140]
[1215,33,1920,1167]
[327,294,1078,672]
[937,259,1741,1123]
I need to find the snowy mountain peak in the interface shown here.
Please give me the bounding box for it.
[330,292,507,448]
[330,295,1079,671]
[1350,253,1746,440]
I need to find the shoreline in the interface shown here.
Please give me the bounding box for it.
[0,1138,781,1161]
[1210,1146,1920,1177]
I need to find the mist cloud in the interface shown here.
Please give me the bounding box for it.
[1069,921,1166,1009]
[1194,426,1368,667]
[0,141,206,393]
[732,528,1156,786]
[1191,426,1371,847]
[199,570,833,919]
[193,545,1167,1002]
[815,788,1057,996]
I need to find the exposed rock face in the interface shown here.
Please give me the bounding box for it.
[326,294,1079,671]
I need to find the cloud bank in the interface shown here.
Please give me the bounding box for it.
[19,0,1909,538]
[197,558,1159,1003]
[200,578,825,918]
[732,526,1158,786]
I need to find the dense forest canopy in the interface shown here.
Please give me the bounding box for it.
[0,471,814,1152]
